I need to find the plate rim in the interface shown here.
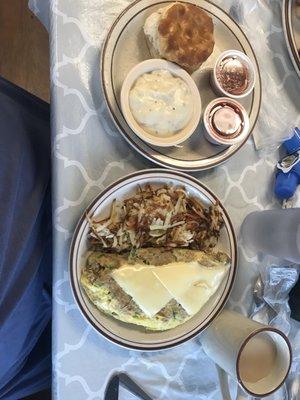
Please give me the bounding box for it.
[100,0,262,172]
[282,0,300,78]
[69,168,238,351]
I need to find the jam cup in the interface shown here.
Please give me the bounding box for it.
[203,97,250,146]
[211,50,256,99]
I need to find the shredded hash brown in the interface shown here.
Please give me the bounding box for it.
[87,185,223,252]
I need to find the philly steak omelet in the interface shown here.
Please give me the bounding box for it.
[81,185,230,331]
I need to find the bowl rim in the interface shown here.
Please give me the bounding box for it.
[213,49,256,99]
[69,169,238,351]
[120,59,202,147]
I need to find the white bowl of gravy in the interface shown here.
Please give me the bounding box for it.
[120,59,202,147]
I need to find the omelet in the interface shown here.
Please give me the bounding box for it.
[80,248,229,331]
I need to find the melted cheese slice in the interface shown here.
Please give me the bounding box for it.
[111,261,229,318]
[152,262,229,316]
[111,264,172,317]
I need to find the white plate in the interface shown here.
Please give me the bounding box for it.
[70,169,237,351]
[101,0,261,171]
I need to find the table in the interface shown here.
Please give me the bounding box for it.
[29,0,300,398]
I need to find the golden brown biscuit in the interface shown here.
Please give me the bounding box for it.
[144,3,214,73]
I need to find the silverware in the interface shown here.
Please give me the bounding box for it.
[251,275,277,324]
[104,373,153,400]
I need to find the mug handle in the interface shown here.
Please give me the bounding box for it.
[217,366,249,400]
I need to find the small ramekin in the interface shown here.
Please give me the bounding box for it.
[211,50,256,99]
[120,59,202,147]
[203,97,250,146]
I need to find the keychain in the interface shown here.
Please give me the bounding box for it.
[274,127,300,207]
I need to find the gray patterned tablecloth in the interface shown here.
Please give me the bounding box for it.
[29,0,300,398]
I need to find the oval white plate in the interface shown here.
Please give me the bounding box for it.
[101,0,261,171]
[70,169,237,351]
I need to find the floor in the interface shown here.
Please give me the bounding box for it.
[0,2,51,398]
[0,0,50,102]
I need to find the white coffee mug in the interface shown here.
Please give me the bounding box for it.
[201,310,292,398]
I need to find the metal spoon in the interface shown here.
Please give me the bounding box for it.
[251,275,277,324]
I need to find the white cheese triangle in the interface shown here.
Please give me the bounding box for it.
[152,261,228,316]
[111,264,172,318]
